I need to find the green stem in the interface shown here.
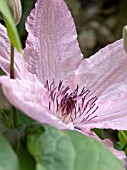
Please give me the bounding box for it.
[12,106,18,128]
[10,43,14,79]
[10,43,18,127]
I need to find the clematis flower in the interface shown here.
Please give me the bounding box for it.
[0,0,126,166]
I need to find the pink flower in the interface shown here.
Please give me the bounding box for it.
[0,0,126,166]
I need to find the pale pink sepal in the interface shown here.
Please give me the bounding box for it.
[24,0,83,84]
[0,24,26,79]
[72,39,127,130]
[0,76,69,129]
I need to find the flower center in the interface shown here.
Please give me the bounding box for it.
[44,80,98,125]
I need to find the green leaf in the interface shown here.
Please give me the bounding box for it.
[118,130,127,155]
[17,109,35,125]
[114,141,123,151]
[0,111,8,132]
[0,86,11,111]
[0,68,5,75]
[26,125,75,170]
[17,141,35,170]
[92,128,105,140]
[0,133,20,170]
[65,130,122,170]
[2,125,35,170]
[0,0,22,52]
[3,128,20,150]
[0,109,15,128]
[26,124,122,170]
[2,126,35,170]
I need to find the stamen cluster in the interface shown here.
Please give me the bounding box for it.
[44,80,98,125]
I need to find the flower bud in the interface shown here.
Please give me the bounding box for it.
[6,0,22,25]
[123,26,127,53]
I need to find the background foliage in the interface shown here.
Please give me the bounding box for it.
[18,0,127,57]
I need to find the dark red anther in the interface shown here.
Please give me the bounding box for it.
[45,80,98,124]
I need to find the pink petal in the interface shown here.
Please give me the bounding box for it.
[0,76,69,129]
[24,0,83,84]
[72,39,127,130]
[0,24,26,78]
[0,24,11,75]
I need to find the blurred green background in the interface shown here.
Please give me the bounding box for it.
[18,0,127,58]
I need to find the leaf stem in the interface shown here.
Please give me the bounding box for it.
[119,130,127,143]
[10,43,18,127]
